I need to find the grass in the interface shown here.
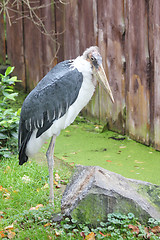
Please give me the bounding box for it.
[0,155,72,213]
[0,157,160,239]
[0,156,72,239]
[1,86,160,239]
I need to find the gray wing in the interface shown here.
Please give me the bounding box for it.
[18,60,83,165]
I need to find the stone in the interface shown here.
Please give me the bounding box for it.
[61,165,160,225]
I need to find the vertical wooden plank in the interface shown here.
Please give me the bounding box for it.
[97,0,125,133]
[55,0,65,62]
[149,0,160,150]
[6,1,25,86]
[41,0,56,75]
[78,0,100,120]
[64,0,79,59]
[0,11,6,64]
[125,0,150,144]
[23,0,43,89]
[78,0,97,53]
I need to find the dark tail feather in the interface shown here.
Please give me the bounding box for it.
[19,132,32,165]
[19,150,28,165]
[18,120,32,165]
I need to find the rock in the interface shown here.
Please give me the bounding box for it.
[61,165,160,225]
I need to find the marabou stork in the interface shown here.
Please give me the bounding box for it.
[18,46,114,207]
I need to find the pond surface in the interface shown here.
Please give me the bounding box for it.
[40,116,160,185]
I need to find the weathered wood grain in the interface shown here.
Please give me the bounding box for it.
[0,12,6,64]
[148,0,160,150]
[64,0,79,60]
[22,0,44,89]
[125,0,150,144]
[78,0,99,119]
[97,0,126,133]
[78,0,97,53]
[41,0,56,75]
[55,0,65,62]
[5,1,25,86]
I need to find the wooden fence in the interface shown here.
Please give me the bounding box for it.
[0,0,160,151]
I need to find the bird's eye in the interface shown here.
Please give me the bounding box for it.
[91,56,94,61]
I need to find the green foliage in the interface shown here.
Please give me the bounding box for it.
[0,66,21,157]
[1,156,160,239]
[148,218,160,227]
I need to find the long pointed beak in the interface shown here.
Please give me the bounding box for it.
[94,64,114,103]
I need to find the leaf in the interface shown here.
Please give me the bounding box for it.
[5,223,14,230]
[0,133,7,140]
[29,207,37,211]
[151,226,160,234]
[85,232,95,240]
[3,92,18,100]
[41,183,49,190]
[22,175,31,183]
[2,152,11,158]
[99,231,110,237]
[8,230,16,239]
[69,162,75,166]
[55,230,62,236]
[128,224,139,234]
[54,180,61,188]
[8,76,18,83]
[99,231,106,237]
[16,108,21,116]
[80,232,85,239]
[0,211,7,219]
[29,204,43,211]
[4,166,11,173]
[44,222,51,227]
[144,227,151,239]
[5,66,14,76]
[35,204,44,210]
[135,160,144,164]
[106,160,112,163]
[0,186,11,199]
[0,230,6,238]
[13,190,19,194]
[55,173,60,181]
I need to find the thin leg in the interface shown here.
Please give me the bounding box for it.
[46,135,56,207]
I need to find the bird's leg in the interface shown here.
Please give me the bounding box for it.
[46,135,56,207]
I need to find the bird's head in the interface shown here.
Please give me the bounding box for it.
[83,46,114,103]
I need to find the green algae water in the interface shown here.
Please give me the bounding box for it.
[41,117,160,185]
